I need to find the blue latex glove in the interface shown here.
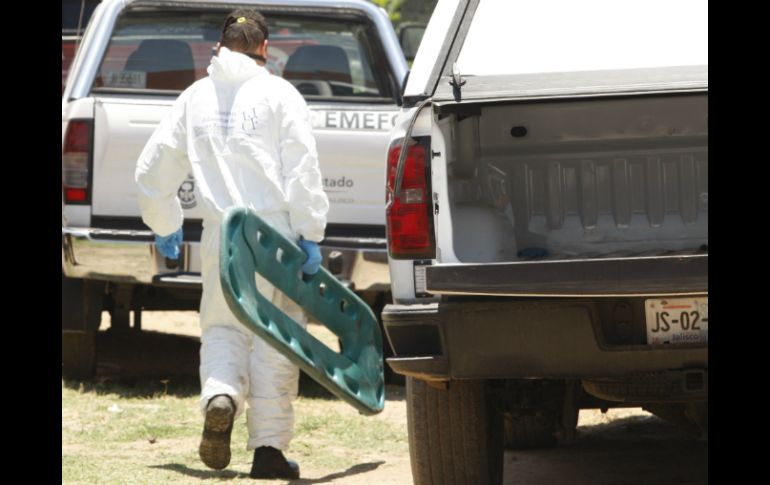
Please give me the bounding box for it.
[298,238,322,275]
[154,228,183,260]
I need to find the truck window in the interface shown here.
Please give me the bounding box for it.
[63,0,101,93]
[93,8,393,100]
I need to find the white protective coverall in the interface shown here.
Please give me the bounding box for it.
[135,46,329,451]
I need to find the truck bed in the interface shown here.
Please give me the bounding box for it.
[440,93,708,264]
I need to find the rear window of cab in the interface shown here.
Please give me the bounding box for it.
[93,8,394,101]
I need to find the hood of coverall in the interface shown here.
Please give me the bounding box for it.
[208,46,266,83]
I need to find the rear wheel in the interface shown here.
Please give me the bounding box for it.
[407,378,503,485]
[62,274,104,379]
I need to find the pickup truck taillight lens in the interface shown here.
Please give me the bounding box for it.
[386,137,435,259]
[62,120,92,204]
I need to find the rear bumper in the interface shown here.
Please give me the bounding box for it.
[382,299,707,382]
[426,254,707,297]
[62,226,390,290]
[62,226,181,285]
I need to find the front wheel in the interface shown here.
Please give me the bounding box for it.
[406,378,503,485]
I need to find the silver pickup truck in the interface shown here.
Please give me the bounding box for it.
[62,0,407,377]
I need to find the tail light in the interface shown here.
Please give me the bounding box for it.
[62,119,93,204]
[386,137,435,259]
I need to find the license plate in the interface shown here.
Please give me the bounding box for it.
[645,297,708,345]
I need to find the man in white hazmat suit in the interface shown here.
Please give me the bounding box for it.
[134,9,328,480]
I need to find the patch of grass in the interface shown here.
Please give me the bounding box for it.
[295,407,405,451]
[62,379,408,484]
[290,398,407,469]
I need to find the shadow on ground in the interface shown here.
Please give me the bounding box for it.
[502,414,708,485]
[151,460,384,483]
[62,329,201,398]
[292,461,384,484]
[64,328,404,400]
[149,464,249,480]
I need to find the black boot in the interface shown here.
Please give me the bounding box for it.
[250,446,300,479]
[198,394,235,470]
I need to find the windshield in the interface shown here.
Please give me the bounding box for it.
[93,8,393,100]
[456,0,708,76]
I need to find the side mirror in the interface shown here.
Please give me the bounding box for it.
[399,24,427,63]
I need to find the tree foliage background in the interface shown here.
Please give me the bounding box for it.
[370,0,406,22]
[369,0,437,25]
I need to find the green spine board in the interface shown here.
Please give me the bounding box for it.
[219,207,385,415]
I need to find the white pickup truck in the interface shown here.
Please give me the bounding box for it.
[62,0,407,378]
[383,1,707,483]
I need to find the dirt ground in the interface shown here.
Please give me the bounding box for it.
[90,311,707,485]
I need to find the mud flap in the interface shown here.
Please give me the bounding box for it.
[219,208,385,415]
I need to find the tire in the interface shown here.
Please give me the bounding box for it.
[62,274,104,379]
[407,377,503,485]
[503,413,558,449]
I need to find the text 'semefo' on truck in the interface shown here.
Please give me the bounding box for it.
[62,0,407,378]
[382,1,708,483]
